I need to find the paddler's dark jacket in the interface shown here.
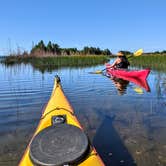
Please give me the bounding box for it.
[115,56,130,69]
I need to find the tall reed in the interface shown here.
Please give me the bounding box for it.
[129,54,166,71]
[1,55,110,67]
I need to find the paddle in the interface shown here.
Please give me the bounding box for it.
[127,48,143,59]
[133,87,143,94]
[92,49,143,74]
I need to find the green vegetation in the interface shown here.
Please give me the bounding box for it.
[30,55,109,67]
[1,40,111,69]
[31,40,112,56]
[32,55,109,73]
[2,55,110,73]
[2,40,166,72]
[130,53,166,71]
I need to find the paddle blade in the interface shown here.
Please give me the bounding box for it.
[89,70,103,74]
[133,49,143,57]
[93,70,103,74]
[133,87,143,94]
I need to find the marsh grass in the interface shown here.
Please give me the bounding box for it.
[31,55,109,67]
[1,55,110,71]
[129,54,166,71]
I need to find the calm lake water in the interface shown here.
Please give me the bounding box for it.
[0,61,166,166]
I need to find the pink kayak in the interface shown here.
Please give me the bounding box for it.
[106,64,150,80]
[105,63,150,91]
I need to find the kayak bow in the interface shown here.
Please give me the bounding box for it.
[19,76,104,166]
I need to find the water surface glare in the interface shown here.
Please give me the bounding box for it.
[0,63,166,166]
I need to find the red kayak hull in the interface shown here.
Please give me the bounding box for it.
[105,64,150,91]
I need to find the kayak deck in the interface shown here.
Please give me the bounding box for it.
[19,76,104,166]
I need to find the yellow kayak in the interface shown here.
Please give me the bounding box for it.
[19,76,104,166]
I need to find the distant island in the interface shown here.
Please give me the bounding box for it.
[1,40,113,68]
[10,40,112,57]
[1,40,166,72]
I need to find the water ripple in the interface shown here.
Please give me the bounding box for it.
[0,64,166,166]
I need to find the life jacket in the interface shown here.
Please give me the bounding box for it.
[116,56,130,69]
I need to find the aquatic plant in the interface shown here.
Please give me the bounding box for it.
[129,54,166,71]
[1,55,110,68]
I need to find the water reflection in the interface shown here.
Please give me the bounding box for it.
[109,77,129,95]
[94,115,137,166]
[133,87,143,94]
[0,63,166,166]
[106,75,150,95]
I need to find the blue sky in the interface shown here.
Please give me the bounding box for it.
[0,0,166,55]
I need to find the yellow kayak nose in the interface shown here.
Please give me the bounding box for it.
[19,75,104,166]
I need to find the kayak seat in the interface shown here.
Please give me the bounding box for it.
[29,124,90,166]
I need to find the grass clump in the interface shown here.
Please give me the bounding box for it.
[1,55,110,68]
[129,54,166,71]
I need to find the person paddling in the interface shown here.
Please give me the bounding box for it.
[110,51,130,69]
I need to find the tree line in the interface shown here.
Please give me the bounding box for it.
[30,40,112,56]
[145,50,166,54]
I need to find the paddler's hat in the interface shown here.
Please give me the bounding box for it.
[117,51,124,56]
